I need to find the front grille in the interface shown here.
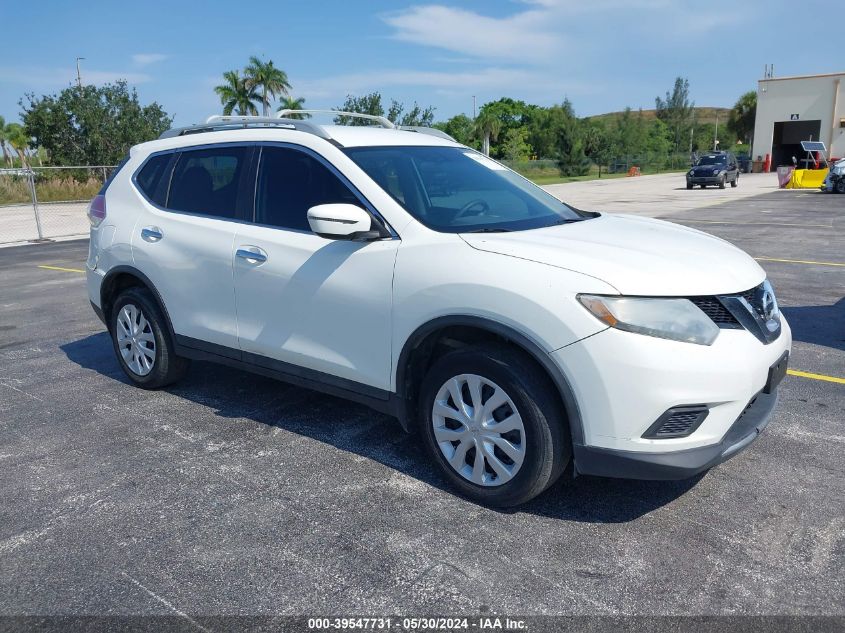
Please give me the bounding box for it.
[642,405,709,439]
[689,283,763,329]
[689,297,740,326]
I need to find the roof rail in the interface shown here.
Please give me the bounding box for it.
[158,115,333,140]
[157,112,458,144]
[277,109,396,129]
[399,125,456,142]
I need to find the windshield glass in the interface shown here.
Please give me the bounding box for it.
[696,154,727,166]
[343,146,587,232]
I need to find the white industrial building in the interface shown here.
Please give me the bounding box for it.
[752,71,845,168]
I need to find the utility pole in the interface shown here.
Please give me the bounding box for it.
[714,112,719,150]
[472,95,477,119]
[76,57,85,89]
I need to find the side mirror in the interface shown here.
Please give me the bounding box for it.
[307,203,381,241]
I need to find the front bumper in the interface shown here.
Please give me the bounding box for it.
[687,174,724,184]
[573,390,777,480]
[552,319,791,480]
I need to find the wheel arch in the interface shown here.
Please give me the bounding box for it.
[394,315,585,445]
[100,266,177,346]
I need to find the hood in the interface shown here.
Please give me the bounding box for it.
[460,214,766,296]
[691,164,725,173]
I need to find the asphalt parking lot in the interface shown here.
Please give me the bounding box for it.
[0,185,843,621]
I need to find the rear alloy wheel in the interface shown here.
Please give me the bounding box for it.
[111,288,190,389]
[419,344,570,507]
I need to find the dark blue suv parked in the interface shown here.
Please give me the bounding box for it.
[686,152,739,189]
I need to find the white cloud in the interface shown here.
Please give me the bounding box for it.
[382,5,559,62]
[131,53,168,67]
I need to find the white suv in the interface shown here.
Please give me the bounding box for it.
[86,111,791,506]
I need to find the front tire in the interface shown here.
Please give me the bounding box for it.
[110,287,190,389]
[836,179,845,194]
[418,344,570,507]
[731,173,739,187]
[718,175,726,189]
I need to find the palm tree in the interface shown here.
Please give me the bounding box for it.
[277,96,309,119]
[5,123,30,168]
[214,70,260,116]
[474,111,501,156]
[244,56,291,117]
[0,116,12,167]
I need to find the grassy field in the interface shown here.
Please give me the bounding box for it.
[0,175,103,206]
[588,106,731,125]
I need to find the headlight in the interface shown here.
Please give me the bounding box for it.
[578,295,720,345]
[688,170,695,176]
[712,168,721,174]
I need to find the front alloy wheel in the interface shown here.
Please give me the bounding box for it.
[419,344,570,507]
[432,373,526,486]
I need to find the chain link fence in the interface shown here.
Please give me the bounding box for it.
[0,166,116,245]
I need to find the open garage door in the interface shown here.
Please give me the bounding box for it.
[772,120,821,168]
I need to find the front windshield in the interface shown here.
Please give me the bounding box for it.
[344,146,588,232]
[697,155,727,166]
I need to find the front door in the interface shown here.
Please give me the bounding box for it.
[233,145,398,391]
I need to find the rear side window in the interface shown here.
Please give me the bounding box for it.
[255,146,360,231]
[167,146,249,219]
[135,154,172,205]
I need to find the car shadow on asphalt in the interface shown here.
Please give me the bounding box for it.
[63,332,701,524]
[781,298,845,352]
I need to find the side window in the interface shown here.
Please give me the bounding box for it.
[167,146,249,219]
[135,154,172,205]
[255,146,360,231]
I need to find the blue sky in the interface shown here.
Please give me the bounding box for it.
[1,0,840,127]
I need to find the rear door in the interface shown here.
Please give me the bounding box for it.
[232,144,398,391]
[131,144,255,352]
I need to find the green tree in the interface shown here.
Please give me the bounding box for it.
[335,93,385,125]
[21,81,172,166]
[655,77,694,154]
[476,98,534,157]
[614,108,648,157]
[501,128,533,161]
[728,91,756,145]
[214,70,260,116]
[277,95,309,118]
[244,56,291,117]
[5,123,30,168]
[474,110,502,156]
[555,111,589,177]
[582,120,615,176]
[525,101,576,159]
[434,114,477,147]
[0,116,13,167]
[388,100,436,127]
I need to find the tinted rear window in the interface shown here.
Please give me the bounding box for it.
[167,146,249,219]
[135,154,172,205]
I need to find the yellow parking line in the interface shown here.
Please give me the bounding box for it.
[754,257,845,268]
[787,369,845,385]
[38,265,85,274]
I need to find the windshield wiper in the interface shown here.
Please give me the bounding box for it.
[465,227,511,233]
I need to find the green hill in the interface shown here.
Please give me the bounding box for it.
[588,106,731,124]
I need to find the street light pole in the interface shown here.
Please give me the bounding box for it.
[76,57,85,89]
[472,95,477,119]
[714,112,719,150]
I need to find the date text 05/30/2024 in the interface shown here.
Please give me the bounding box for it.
[307,617,527,630]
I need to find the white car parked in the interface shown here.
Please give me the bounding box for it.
[86,111,791,506]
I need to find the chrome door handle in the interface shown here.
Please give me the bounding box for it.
[141,227,163,242]
[236,247,267,264]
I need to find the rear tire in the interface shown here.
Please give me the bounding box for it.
[110,287,190,389]
[700,184,707,189]
[418,344,570,507]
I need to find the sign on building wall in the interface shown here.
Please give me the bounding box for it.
[790,114,800,121]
